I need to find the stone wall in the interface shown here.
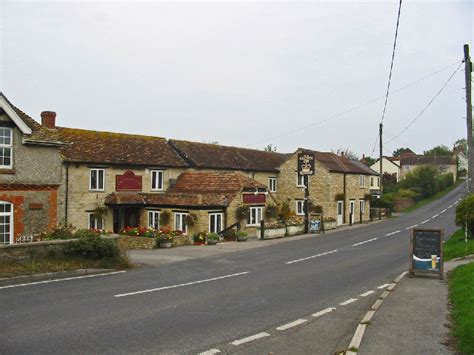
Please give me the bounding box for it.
[394,197,415,212]
[117,236,156,250]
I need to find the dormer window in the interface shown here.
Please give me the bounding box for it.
[0,128,12,169]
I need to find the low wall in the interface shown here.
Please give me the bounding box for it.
[117,236,156,250]
[394,197,415,212]
[174,235,191,246]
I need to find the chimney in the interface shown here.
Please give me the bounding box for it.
[341,151,345,157]
[41,111,56,129]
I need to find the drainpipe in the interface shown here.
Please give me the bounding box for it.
[343,173,347,224]
[65,162,69,223]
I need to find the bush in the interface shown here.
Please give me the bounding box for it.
[44,222,75,240]
[400,166,438,198]
[265,204,278,219]
[193,231,207,243]
[396,188,419,199]
[278,201,291,222]
[435,173,454,192]
[235,206,249,221]
[455,194,474,236]
[159,211,171,226]
[221,229,236,241]
[64,234,120,259]
[207,233,220,241]
[236,231,248,238]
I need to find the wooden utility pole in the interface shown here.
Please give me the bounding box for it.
[379,123,383,198]
[464,44,473,192]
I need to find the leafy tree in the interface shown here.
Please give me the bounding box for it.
[362,156,376,166]
[392,147,413,157]
[399,166,438,198]
[455,194,474,237]
[424,145,451,156]
[264,144,277,152]
[454,138,467,149]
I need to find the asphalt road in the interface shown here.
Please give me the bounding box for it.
[0,185,464,354]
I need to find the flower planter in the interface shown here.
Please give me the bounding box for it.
[193,241,205,246]
[159,241,172,248]
[287,225,305,236]
[207,239,218,245]
[237,236,248,242]
[257,227,286,239]
[323,221,337,230]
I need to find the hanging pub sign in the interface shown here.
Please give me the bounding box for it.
[298,152,315,176]
[409,228,444,280]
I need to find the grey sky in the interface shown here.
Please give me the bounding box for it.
[1,1,472,157]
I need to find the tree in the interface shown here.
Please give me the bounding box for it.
[424,145,451,156]
[392,147,413,157]
[399,166,438,198]
[362,156,376,166]
[263,144,277,152]
[454,138,467,152]
[455,194,474,237]
[334,148,359,160]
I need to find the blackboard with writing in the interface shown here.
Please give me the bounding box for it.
[410,228,444,279]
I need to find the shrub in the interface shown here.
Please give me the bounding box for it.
[159,211,171,226]
[278,201,292,222]
[186,213,198,227]
[235,206,249,221]
[207,233,220,241]
[157,234,173,243]
[236,231,248,238]
[221,229,236,240]
[455,194,474,236]
[265,204,278,219]
[44,222,75,240]
[396,188,419,199]
[120,227,156,238]
[193,231,207,243]
[400,166,438,198]
[64,234,120,259]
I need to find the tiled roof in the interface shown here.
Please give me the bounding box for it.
[57,127,188,167]
[301,150,374,175]
[400,155,455,166]
[169,139,289,172]
[348,160,379,175]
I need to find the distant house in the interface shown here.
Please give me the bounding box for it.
[453,146,468,177]
[398,153,457,180]
[370,157,400,182]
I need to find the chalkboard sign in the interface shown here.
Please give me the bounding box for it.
[409,228,444,279]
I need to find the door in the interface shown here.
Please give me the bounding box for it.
[337,201,343,225]
[349,200,355,224]
[124,208,140,228]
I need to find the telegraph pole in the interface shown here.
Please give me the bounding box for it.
[464,44,473,192]
[379,123,383,198]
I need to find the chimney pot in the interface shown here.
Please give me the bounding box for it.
[41,111,56,129]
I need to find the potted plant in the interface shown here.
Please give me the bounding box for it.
[265,204,278,219]
[335,193,345,202]
[186,213,198,227]
[206,232,219,245]
[236,230,248,242]
[157,234,173,248]
[192,231,207,245]
[235,206,250,221]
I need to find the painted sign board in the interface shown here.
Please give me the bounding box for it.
[116,171,142,191]
[298,152,315,176]
[309,213,322,234]
[409,228,444,280]
[243,194,266,204]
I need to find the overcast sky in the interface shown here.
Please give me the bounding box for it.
[1,1,472,157]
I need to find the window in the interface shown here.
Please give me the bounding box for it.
[247,206,263,226]
[151,170,164,191]
[296,174,305,187]
[377,177,380,187]
[0,128,12,168]
[174,212,187,234]
[268,177,277,192]
[359,175,365,188]
[359,199,365,214]
[209,213,223,233]
[370,177,374,187]
[90,168,105,191]
[88,213,103,230]
[296,200,305,215]
[148,210,160,230]
[0,202,12,245]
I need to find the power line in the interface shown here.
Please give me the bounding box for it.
[253,60,460,147]
[380,0,403,125]
[385,62,463,146]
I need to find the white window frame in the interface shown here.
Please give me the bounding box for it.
[296,174,305,187]
[0,201,13,245]
[296,200,305,216]
[90,168,105,191]
[88,213,104,230]
[359,175,365,188]
[209,213,223,234]
[268,177,277,192]
[151,170,164,191]
[359,199,365,214]
[246,206,263,226]
[148,210,160,230]
[174,212,187,234]
[0,127,13,169]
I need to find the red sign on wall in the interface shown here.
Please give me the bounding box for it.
[116,171,142,191]
[243,194,266,204]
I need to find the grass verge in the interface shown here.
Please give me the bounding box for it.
[0,257,131,278]
[449,262,474,354]
[444,229,474,261]
[402,181,462,213]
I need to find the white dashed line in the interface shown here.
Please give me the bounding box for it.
[0,271,127,290]
[377,284,391,289]
[286,249,338,265]
[199,349,221,355]
[231,332,270,346]
[114,271,249,298]
[360,290,375,297]
[448,204,453,208]
[431,214,439,219]
[420,219,430,225]
[312,307,336,318]
[276,319,307,331]
[441,209,447,213]
[340,298,358,306]
[352,238,378,247]
[384,231,399,236]
[406,224,418,230]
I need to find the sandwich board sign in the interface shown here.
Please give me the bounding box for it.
[409,228,444,280]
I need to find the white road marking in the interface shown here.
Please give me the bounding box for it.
[352,238,378,247]
[405,224,418,230]
[114,271,249,298]
[377,283,391,289]
[231,332,270,346]
[360,290,375,297]
[340,298,358,306]
[199,349,221,355]
[431,214,439,219]
[286,249,338,265]
[420,219,430,225]
[441,209,447,213]
[312,307,336,318]
[276,319,307,331]
[384,231,399,236]
[0,271,126,290]
[448,204,453,208]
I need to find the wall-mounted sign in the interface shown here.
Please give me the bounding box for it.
[243,194,266,204]
[409,228,444,279]
[298,152,315,176]
[116,171,142,191]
